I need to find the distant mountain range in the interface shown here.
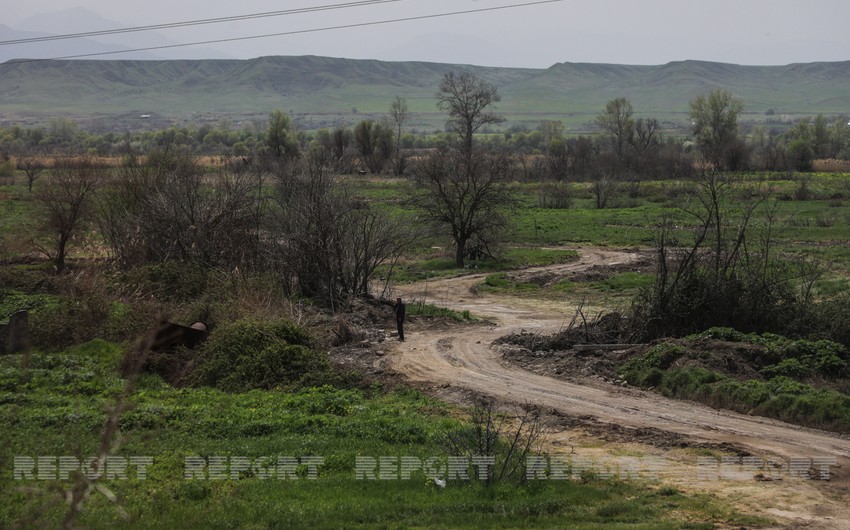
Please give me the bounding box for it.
[1,54,849,132]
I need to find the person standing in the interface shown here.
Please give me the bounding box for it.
[394,297,406,341]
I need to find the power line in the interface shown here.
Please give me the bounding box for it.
[5,0,565,63]
[0,0,406,46]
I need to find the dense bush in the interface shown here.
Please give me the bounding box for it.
[188,319,342,392]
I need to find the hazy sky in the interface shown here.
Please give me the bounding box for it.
[5,0,850,67]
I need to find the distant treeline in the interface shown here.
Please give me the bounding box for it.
[1,101,849,178]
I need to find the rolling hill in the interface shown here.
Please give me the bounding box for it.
[1,55,848,132]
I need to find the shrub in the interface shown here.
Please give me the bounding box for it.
[119,261,211,302]
[624,343,687,372]
[537,182,573,209]
[188,319,337,392]
[29,290,111,349]
[0,159,15,177]
[620,343,687,387]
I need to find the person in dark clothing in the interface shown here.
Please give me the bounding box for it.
[394,297,406,341]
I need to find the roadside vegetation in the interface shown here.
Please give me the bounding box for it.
[619,329,850,434]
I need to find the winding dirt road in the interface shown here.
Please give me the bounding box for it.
[390,248,850,528]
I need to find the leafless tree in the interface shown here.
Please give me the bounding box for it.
[411,147,516,267]
[389,96,409,175]
[442,399,544,485]
[589,166,621,209]
[97,151,266,269]
[33,157,104,273]
[413,72,516,268]
[437,71,504,155]
[273,150,417,307]
[17,155,47,192]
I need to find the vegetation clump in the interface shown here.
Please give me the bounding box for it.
[189,319,341,392]
[618,329,850,433]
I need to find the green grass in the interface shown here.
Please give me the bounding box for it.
[406,303,475,322]
[0,341,761,528]
[480,273,542,294]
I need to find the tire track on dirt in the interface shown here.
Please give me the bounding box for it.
[390,248,850,527]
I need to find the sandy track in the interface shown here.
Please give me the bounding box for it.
[390,248,850,528]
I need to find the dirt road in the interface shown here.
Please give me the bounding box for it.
[390,248,850,528]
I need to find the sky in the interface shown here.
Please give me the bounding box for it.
[3,0,850,67]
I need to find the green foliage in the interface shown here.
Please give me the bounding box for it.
[0,291,57,322]
[189,319,337,392]
[623,343,687,373]
[688,328,848,378]
[28,289,112,350]
[591,272,654,292]
[406,303,474,322]
[619,333,850,433]
[0,342,759,529]
[481,272,541,293]
[0,159,15,177]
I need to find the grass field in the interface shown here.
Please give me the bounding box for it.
[0,342,763,528]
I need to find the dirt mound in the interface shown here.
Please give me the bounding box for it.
[496,333,769,387]
[495,312,627,352]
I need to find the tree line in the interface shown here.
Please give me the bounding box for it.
[2,93,848,178]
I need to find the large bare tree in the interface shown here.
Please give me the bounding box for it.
[274,150,415,307]
[412,147,516,268]
[437,71,504,155]
[414,72,515,268]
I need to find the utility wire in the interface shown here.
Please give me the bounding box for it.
[0,0,405,46]
[5,0,565,63]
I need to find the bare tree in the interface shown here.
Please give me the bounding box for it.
[415,73,516,267]
[97,151,266,269]
[273,150,416,307]
[389,96,409,175]
[437,71,504,154]
[630,117,661,173]
[33,157,104,273]
[589,166,621,209]
[17,155,47,192]
[411,147,516,267]
[442,400,544,485]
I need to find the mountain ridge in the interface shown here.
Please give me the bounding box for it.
[1,55,848,130]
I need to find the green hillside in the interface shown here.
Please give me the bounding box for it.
[1,55,848,131]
